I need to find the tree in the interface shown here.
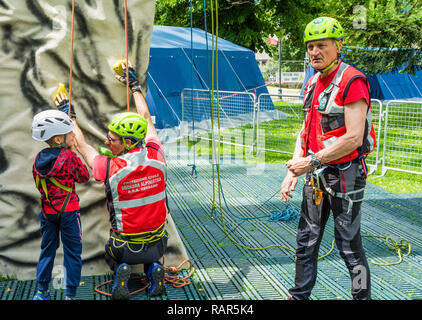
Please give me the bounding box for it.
[154,0,278,52]
[154,0,422,74]
[154,0,320,60]
[327,0,422,74]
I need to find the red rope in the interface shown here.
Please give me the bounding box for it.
[68,0,76,117]
[124,0,130,112]
[94,258,194,297]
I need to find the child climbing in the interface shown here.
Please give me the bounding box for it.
[31,108,90,300]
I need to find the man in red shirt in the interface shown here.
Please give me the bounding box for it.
[280,17,376,300]
[61,62,168,300]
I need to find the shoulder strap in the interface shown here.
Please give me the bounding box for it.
[36,175,73,220]
[36,176,50,201]
[146,144,167,166]
[48,177,73,193]
[145,145,169,212]
[36,175,72,194]
[105,156,112,183]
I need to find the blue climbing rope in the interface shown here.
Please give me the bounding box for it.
[217,174,299,222]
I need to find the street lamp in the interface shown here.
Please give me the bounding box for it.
[278,32,291,95]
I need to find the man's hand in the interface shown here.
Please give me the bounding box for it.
[286,156,312,177]
[55,91,76,118]
[280,171,298,202]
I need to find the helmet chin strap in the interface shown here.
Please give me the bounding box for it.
[118,137,143,156]
[62,134,67,148]
[316,59,338,73]
[50,134,67,148]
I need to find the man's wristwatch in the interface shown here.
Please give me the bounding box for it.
[311,154,321,168]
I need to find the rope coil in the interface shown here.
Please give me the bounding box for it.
[362,235,411,266]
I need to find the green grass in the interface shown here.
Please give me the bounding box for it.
[0,275,17,282]
[367,169,422,194]
[183,101,422,194]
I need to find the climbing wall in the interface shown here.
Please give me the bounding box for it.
[0,0,188,280]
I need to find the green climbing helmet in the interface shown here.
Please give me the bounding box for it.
[303,17,344,44]
[108,112,148,140]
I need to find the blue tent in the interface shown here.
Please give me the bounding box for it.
[146,25,269,129]
[301,58,422,100]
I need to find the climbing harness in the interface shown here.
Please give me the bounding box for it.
[309,162,412,265]
[35,175,72,223]
[311,164,366,215]
[109,224,167,254]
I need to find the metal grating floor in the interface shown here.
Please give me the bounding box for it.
[1,142,422,300]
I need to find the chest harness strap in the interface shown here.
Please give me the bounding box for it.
[36,175,72,224]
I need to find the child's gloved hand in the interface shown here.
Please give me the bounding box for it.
[54,91,76,118]
[57,99,77,119]
[114,61,140,92]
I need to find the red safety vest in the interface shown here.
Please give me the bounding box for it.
[300,62,376,164]
[104,145,168,235]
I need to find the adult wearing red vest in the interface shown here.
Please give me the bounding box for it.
[280,17,375,300]
[65,62,168,300]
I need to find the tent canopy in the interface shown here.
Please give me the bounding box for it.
[146,25,269,129]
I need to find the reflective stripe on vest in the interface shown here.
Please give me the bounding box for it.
[108,147,167,233]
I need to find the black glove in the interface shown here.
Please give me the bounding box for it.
[117,66,140,92]
[57,99,76,118]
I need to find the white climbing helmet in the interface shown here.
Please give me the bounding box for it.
[32,109,74,141]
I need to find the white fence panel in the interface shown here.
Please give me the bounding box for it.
[256,94,303,155]
[382,100,422,175]
[366,99,383,174]
[181,89,256,150]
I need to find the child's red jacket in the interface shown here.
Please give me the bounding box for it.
[33,148,90,215]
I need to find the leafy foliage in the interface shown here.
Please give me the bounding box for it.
[328,0,422,74]
[155,0,277,52]
[154,0,422,74]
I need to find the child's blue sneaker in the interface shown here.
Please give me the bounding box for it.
[147,262,166,296]
[33,290,51,300]
[111,263,131,300]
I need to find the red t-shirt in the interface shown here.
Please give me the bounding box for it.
[307,65,370,154]
[92,136,165,182]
